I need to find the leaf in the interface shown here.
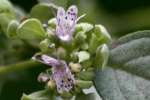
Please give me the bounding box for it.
[94,67,150,100]
[111,30,150,48]
[17,18,46,40]
[21,90,54,100]
[75,93,97,100]
[0,0,15,16]
[38,0,69,8]
[108,30,150,79]
[0,0,16,33]
[30,3,57,23]
[77,51,90,63]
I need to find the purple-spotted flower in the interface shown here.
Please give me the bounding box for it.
[32,54,75,93]
[56,5,85,41]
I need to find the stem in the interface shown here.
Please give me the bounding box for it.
[0,60,42,75]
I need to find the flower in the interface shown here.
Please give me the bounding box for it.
[32,54,75,93]
[56,5,85,41]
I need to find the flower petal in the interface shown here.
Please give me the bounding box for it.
[56,5,78,41]
[32,54,60,67]
[52,61,75,93]
[32,54,75,93]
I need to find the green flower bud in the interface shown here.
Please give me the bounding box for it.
[39,39,55,53]
[75,23,93,33]
[95,24,111,43]
[88,33,100,54]
[38,72,50,83]
[57,47,66,59]
[73,86,82,94]
[6,20,19,38]
[69,62,82,73]
[76,71,95,81]
[48,18,56,29]
[77,51,90,63]
[74,31,87,45]
[76,80,93,89]
[70,51,78,62]
[80,43,89,50]
[47,80,56,90]
[81,59,92,69]
[94,44,109,69]
[60,92,73,99]
[87,68,94,71]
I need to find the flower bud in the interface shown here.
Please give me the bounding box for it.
[94,44,109,69]
[48,18,56,29]
[77,51,90,63]
[47,79,56,90]
[76,71,95,81]
[39,39,55,52]
[37,72,50,83]
[95,24,111,43]
[81,59,92,69]
[57,47,66,59]
[7,20,19,38]
[75,23,93,33]
[88,34,99,54]
[69,62,82,73]
[60,92,73,99]
[70,51,78,62]
[80,43,89,50]
[73,86,82,93]
[74,31,87,45]
[76,80,93,89]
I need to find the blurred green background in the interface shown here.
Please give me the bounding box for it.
[1,0,150,99]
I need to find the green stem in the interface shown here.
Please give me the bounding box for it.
[0,60,42,75]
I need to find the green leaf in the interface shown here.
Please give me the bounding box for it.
[0,0,16,33]
[77,51,90,63]
[17,18,46,40]
[21,90,54,100]
[30,3,57,23]
[108,30,150,79]
[75,93,96,100]
[0,0,15,16]
[94,67,150,100]
[50,0,69,8]
[110,30,150,47]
